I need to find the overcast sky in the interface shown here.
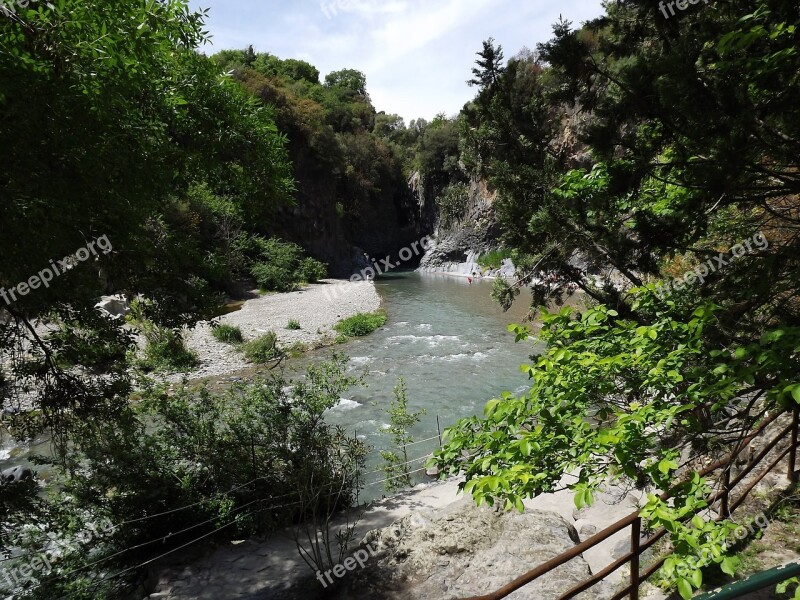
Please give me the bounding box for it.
[187,0,606,122]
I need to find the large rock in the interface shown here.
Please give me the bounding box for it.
[95,294,130,319]
[2,466,32,483]
[332,497,592,600]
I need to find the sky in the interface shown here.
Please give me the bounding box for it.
[187,0,607,123]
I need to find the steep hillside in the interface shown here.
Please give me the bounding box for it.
[212,51,438,274]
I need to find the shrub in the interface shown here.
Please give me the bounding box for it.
[435,182,469,224]
[138,324,198,372]
[379,378,426,492]
[251,261,296,293]
[334,311,387,338]
[247,237,328,292]
[48,317,133,372]
[243,332,281,363]
[287,319,301,330]
[298,257,327,283]
[478,248,513,270]
[36,356,367,598]
[212,323,244,344]
[286,341,308,357]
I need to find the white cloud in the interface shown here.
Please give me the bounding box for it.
[189,0,607,121]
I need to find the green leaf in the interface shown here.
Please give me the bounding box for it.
[689,568,702,588]
[485,399,501,416]
[792,385,800,404]
[658,459,678,475]
[677,577,693,599]
[720,556,737,576]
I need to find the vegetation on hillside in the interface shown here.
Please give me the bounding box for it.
[212,48,466,234]
[0,3,362,597]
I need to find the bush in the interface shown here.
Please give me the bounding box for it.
[212,324,244,344]
[251,261,296,293]
[287,319,301,330]
[435,182,469,224]
[48,316,133,372]
[478,248,513,270]
[334,311,387,338]
[32,356,367,599]
[299,257,327,283]
[243,332,282,363]
[138,323,198,372]
[286,341,308,357]
[247,237,328,292]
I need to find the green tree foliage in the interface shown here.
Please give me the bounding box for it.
[0,0,293,423]
[436,182,470,225]
[248,237,327,292]
[435,2,800,597]
[6,356,366,599]
[221,50,419,233]
[468,37,506,90]
[324,68,368,97]
[380,378,426,492]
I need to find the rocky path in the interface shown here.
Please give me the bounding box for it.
[145,477,650,600]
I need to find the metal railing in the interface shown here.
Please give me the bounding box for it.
[460,407,800,600]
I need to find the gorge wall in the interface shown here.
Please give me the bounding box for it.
[416,175,512,276]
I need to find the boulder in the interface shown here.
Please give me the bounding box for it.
[95,295,129,319]
[333,497,592,599]
[2,466,33,483]
[578,522,598,539]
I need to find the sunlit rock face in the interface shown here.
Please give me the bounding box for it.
[332,496,593,600]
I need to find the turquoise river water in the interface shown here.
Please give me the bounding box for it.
[288,271,542,501]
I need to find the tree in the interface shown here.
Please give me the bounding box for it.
[468,37,505,90]
[0,3,294,583]
[324,68,369,97]
[435,1,800,597]
[380,379,426,492]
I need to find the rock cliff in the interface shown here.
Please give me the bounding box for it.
[417,176,513,277]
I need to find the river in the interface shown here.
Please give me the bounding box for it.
[0,272,544,501]
[290,271,542,502]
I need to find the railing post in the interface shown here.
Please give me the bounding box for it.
[436,415,443,448]
[790,407,799,485]
[630,517,641,600]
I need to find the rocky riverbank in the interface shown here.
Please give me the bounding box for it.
[145,477,651,600]
[173,279,381,382]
